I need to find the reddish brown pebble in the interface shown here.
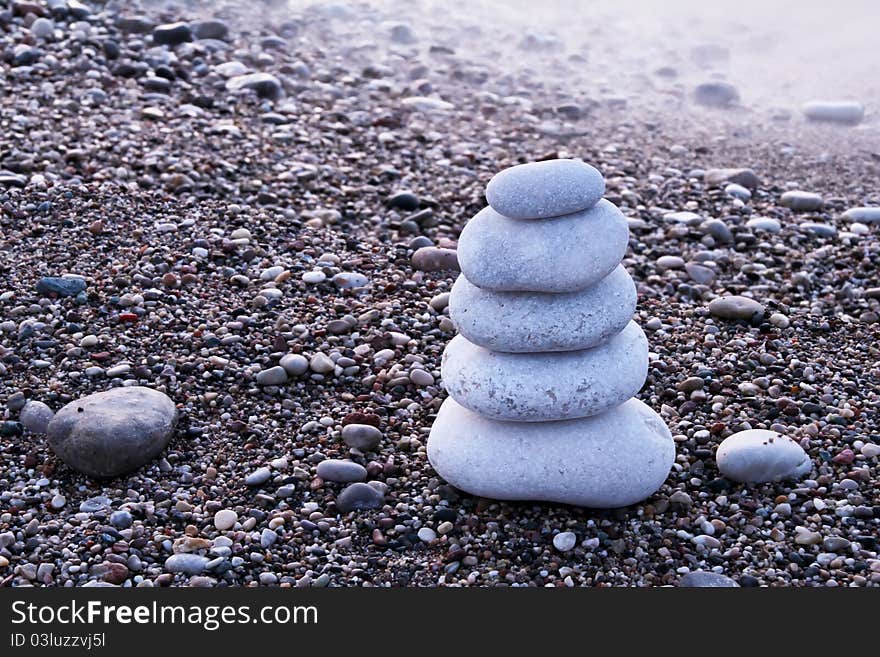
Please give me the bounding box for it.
[342,411,381,428]
[833,449,855,464]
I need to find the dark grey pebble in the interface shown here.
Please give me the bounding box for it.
[153,22,193,46]
[192,20,229,40]
[336,483,384,513]
[388,191,420,210]
[36,276,86,297]
[109,510,133,529]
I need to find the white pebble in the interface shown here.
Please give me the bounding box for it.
[553,531,577,552]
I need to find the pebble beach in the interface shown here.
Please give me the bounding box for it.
[1,0,879,588]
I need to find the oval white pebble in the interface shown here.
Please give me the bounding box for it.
[716,429,811,483]
[302,270,326,284]
[214,509,237,531]
[553,532,577,552]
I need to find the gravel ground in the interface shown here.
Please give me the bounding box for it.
[1,0,878,587]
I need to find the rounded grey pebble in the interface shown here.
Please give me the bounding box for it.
[409,369,435,386]
[47,387,178,478]
[164,554,209,575]
[800,222,836,237]
[449,265,636,353]
[411,246,460,272]
[553,532,577,552]
[316,459,368,483]
[441,321,648,421]
[336,482,384,513]
[802,101,864,125]
[780,190,823,212]
[6,392,26,412]
[746,217,781,233]
[679,571,740,587]
[332,272,369,289]
[457,199,629,293]
[255,366,288,386]
[109,510,133,529]
[702,218,734,243]
[693,81,740,107]
[707,295,765,321]
[20,400,54,434]
[485,159,605,220]
[225,72,283,100]
[245,467,272,486]
[31,17,54,39]
[279,354,309,376]
[341,423,383,451]
[704,168,760,190]
[685,262,715,284]
[841,206,880,223]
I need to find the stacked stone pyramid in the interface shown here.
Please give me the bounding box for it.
[427,159,675,507]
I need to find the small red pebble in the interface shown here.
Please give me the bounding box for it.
[833,449,855,465]
[119,313,138,323]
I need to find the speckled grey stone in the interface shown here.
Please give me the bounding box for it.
[679,571,740,587]
[341,423,383,450]
[20,401,54,434]
[225,72,283,100]
[336,482,384,513]
[427,397,674,507]
[47,387,177,478]
[164,554,209,575]
[707,295,765,321]
[449,265,636,353]
[716,429,811,483]
[802,101,864,125]
[842,206,880,223]
[255,366,287,386]
[485,159,605,219]
[411,246,460,271]
[457,199,629,293]
[36,276,86,298]
[441,321,648,421]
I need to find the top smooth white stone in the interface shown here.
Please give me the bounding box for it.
[486,159,605,219]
